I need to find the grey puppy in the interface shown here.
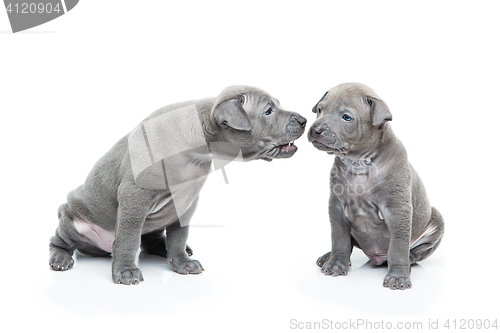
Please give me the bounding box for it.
[309,83,444,290]
[49,85,306,285]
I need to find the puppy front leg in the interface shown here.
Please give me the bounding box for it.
[166,223,204,274]
[383,203,412,290]
[166,197,204,274]
[112,187,150,285]
[318,196,352,277]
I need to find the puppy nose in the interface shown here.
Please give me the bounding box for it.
[296,116,307,127]
[291,115,307,128]
[309,125,325,139]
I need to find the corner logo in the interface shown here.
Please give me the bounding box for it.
[3,0,79,33]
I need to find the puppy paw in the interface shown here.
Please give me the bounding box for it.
[319,256,349,277]
[49,248,74,271]
[383,272,412,290]
[113,267,144,285]
[316,251,331,267]
[169,256,204,275]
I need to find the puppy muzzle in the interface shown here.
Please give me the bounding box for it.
[286,114,307,134]
[308,122,332,141]
[308,122,341,152]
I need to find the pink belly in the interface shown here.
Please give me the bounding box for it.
[73,218,115,253]
[362,249,388,265]
[360,222,439,265]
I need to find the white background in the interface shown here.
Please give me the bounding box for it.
[1,1,499,332]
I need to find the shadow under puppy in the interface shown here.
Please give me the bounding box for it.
[49,85,307,285]
[309,83,444,290]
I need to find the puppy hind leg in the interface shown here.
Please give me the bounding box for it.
[140,228,193,257]
[410,207,444,264]
[141,228,168,257]
[76,242,112,257]
[49,204,77,271]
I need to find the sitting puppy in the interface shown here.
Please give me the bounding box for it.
[49,85,307,285]
[309,83,444,290]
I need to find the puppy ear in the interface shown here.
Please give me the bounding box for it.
[366,97,392,128]
[312,91,328,113]
[215,98,252,131]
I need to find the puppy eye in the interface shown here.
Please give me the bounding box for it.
[263,107,274,116]
[238,96,244,104]
[342,114,353,122]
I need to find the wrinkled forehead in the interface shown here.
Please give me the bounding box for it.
[323,89,366,111]
[241,92,275,113]
[215,86,277,112]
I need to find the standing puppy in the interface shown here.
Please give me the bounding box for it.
[49,85,307,285]
[309,83,444,290]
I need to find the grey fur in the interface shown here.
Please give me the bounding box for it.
[309,83,444,290]
[49,85,306,285]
